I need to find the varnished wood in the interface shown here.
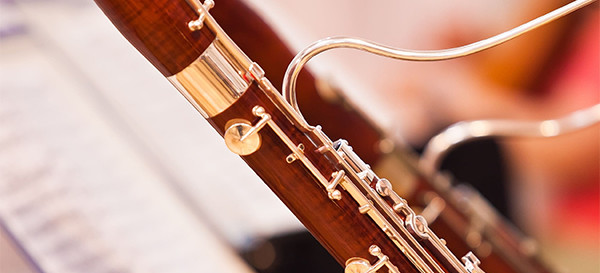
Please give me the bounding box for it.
[93,1,556,272]
[207,1,555,272]
[94,1,427,271]
[211,0,383,165]
[412,177,551,273]
[209,83,418,271]
[94,0,215,75]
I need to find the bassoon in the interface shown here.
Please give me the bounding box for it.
[206,1,558,273]
[93,0,591,272]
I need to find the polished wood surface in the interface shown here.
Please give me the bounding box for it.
[211,0,383,165]
[206,1,555,272]
[209,83,419,271]
[411,176,552,273]
[94,0,215,75]
[93,0,556,272]
[94,0,428,271]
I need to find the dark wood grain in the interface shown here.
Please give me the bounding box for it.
[211,0,383,165]
[94,0,215,76]
[208,83,420,271]
[93,1,555,272]
[93,0,414,269]
[208,2,555,272]
[419,186,531,273]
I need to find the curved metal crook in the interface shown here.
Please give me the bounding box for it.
[419,104,600,176]
[282,0,595,117]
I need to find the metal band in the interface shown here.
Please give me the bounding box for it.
[175,0,260,118]
[168,41,250,118]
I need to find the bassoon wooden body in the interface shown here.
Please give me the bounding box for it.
[92,0,558,272]
[207,2,559,272]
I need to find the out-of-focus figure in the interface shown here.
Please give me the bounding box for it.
[246,0,599,271]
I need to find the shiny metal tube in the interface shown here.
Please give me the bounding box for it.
[282,0,595,116]
[419,104,600,176]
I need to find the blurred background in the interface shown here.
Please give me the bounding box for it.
[0,0,598,272]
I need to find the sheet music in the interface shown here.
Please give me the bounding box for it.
[0,27,257,273]
[0,1,301,272]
